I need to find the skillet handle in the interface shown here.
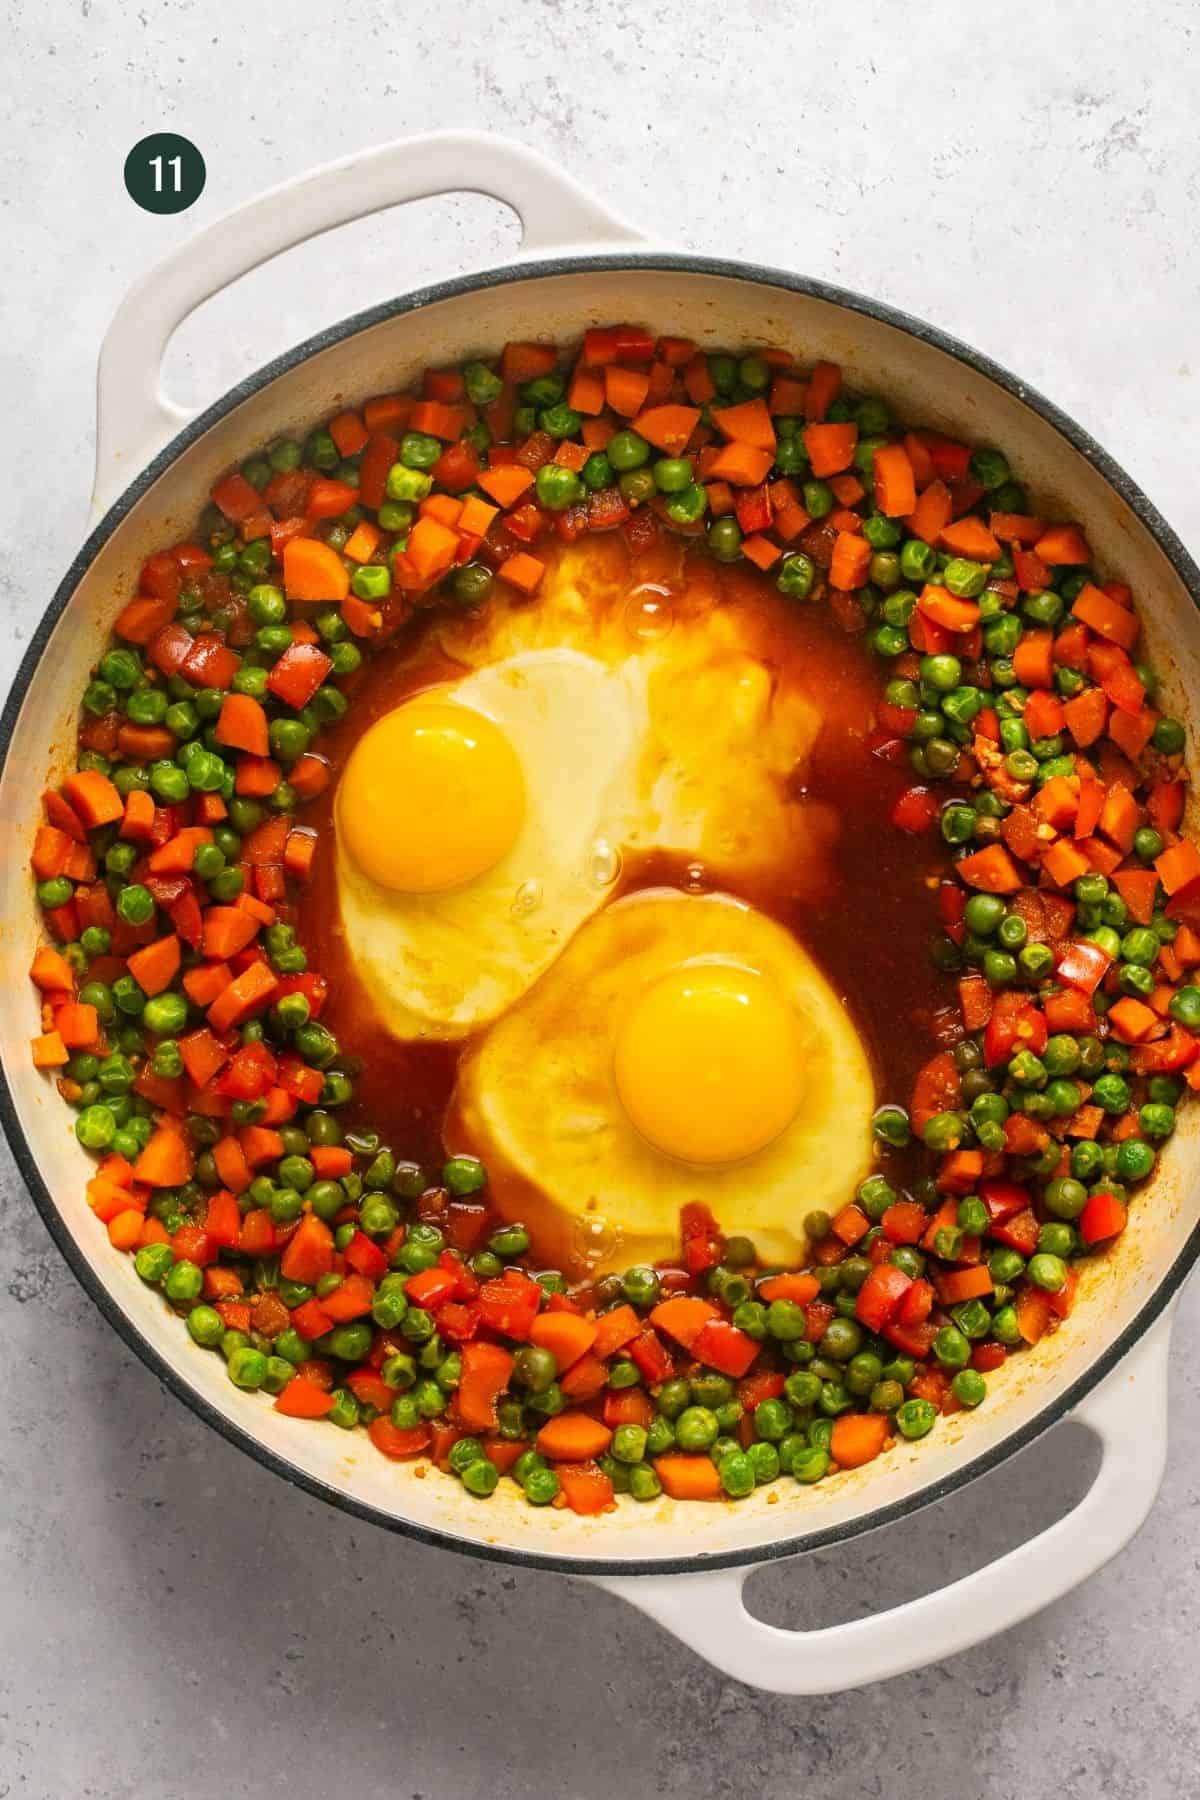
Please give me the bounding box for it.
[92,130,643,514]
[595,1304,1174,1695]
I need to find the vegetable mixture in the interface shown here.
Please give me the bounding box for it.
[28,327,1198,1515]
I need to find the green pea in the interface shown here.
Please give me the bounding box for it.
[791,1446,830,1483]
[675,1406,719,1451]
[776,551,816,599]
[534,463,584,511]
[873,1104,911,1148]
[612,1424,648,1465]
[186,1303,226,1348]
[1168,986,1200,1029]
[1027,1252,1068,1292]
[76,1105,117,1150]
[952,1369,987,1409]
[227,1347,269,1390]
[895,1398,938,1441]
[443,1155,486,1196]
[656,1377,691,1421]
[134,1242,175,1285]
[1116,1138,1156,1181]
[1153,717,1185,755]
[142,992,188,1037]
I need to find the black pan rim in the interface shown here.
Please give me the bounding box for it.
[2,248,1198,1581]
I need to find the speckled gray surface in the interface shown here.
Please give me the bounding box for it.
[3,4,1200,1795]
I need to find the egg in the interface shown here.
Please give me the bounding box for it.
[334,648,642,1042]
[434,543,843,890]
[334,543,851,1044]
[446,888,876,1273]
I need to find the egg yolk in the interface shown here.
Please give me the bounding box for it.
[612,960,807,1165]
[337,699,525,893]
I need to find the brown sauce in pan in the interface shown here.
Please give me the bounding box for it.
[295,534,950,1225]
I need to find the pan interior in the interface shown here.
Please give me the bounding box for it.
[2,257,1198,1571]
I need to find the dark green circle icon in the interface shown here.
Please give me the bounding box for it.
[124,134,206,215]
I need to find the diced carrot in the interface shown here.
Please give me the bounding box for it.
[1108,707,1157,761]
[132,1125,193,1188]
[1011,630,1054,689]
[62,769,122,829]
[648,1294,719,1349]
[113,594,177,645]
[682,355,717,405]
[1073,582,1138,651]
[712,398,775,450]
[905,479,952,546]
[831,1203,871,1245]
[528,1311,599,1371]
[554,1460,615,1515]
[239,1124,284,1170]
[500,342,558,383]
[54,1002,99,1048]
[873,443,917,517]
[178,1027,229,1088]
[119,788,156,843]
[955,845,1024,892]
[457,1341,516,1431]
[804,361,842,423]
[206,961,278,1034]
[1015,1286,1054,1345]
[280,1213,335,1287]
[1035,523,1091,566]
[210,471,261,522]
[32,824,73,879]
[653,1453,722,1501]
[275,1379,337,1419]
[591,1304,642,1360]
[201,906,259,960]
[604,366,651,418]
[1033,776,1078,829]
[566,365,605,415]
[319,1272,375,1324]
[497,552,545,595]
[830,1413,890,1470]
[939,516,1001,561]
[740,534,782,571]
[404,515,457,583]
[830,531,872,590]
[802,421,857,477]
[1156,839,1200,895]
[1110,868,1159,927]
[707,442,774,486]
[307,1144,352,1179]
[757,1272,821,1305]
[281,538,349,602]
[916,586,980,632]
[937,1265,994,1304]
[1108,996,1160,1042]
[1041,839,1092,888]
[477,464,535,508]
[532,1412,612,1463]
[632,404,701,455]
[210,1135,250,1195]
[1063,686,1109,748]
[125,934,181,998]
[31,1029,68,1068]
[30,945,75,993]
[107,1209,145,1251]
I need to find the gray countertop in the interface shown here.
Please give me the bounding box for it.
[3,4,1200,1794]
